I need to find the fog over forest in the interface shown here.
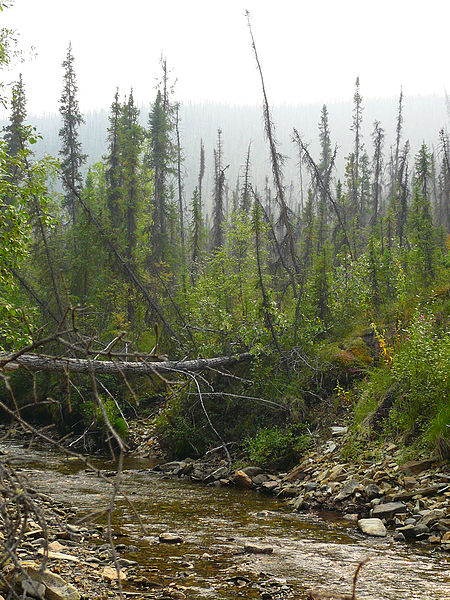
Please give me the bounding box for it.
[3,93,448,214]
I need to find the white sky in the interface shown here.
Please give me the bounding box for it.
[2,0,450,115]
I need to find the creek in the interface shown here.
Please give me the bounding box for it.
[2,441,449,600]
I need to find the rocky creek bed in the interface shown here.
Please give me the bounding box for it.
[154,431,450,553]
[1,426,449,600]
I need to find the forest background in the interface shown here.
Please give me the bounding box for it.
[0,0,449,468]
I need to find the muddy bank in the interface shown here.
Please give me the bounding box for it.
[152,431,450,554]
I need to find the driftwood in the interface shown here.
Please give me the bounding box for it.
[0,352,252,376]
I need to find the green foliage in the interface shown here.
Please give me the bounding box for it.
[244,424,313,470]
[80,396,128,441]
[390,307,449,451]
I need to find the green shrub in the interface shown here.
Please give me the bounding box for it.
[244,425,313,470]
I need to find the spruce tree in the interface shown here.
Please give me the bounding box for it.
[119,90,142,264]
[148,88,174,263]
[240,142,252,213]
[105,89,122,230]
[371,120,384,226]
[59,42,86,227]
[3,73,28,158]
[212,128,227,249]
[409,143,436,281]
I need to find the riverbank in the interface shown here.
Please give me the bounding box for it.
[150,428,450,555]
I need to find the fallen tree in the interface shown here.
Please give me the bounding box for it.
[0,352,253,376]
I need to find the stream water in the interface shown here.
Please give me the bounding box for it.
[2,441,449,599]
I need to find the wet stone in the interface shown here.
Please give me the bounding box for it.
[358,518,387,537]
[159,532,184,544]
[244,542,273,554]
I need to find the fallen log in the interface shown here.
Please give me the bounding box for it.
[0,352,252,376]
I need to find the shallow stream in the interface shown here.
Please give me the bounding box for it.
[2,441,449,599]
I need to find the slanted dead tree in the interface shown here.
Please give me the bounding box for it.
[292,129,355,261]
[246,10,299,293]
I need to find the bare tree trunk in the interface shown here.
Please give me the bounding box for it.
[1,352,253,376]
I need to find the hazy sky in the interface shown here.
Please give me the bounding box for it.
[2,0,450,115]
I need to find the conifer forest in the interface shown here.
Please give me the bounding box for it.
[0,3,449,599]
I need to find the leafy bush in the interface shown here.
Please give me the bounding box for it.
[391,308,449,452]
[244,425,313,470]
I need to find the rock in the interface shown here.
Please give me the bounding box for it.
[283,463,306,482]
[399,458,436,475]
[428,535,441,543]
[244,543,273,554]
[330,426,348,437]
[48,541,66,553]
[417,509,445,528]
[159,532,184,544]
[101,566,127,582]
[335,479,361,502]
[372,502,407,519]
[158,461,183,473]
[252,474,270,485]
[21,579,46,598]
[364,483,381,499]
[233,470,253,489]
[260,481,279,494]
[393,532,406,542]
[204,466,229,482]
[396,524,430,539]
[37,549,80,563]
[403,476,417,489]
[117,558,137,567]
[442,531,450,542]
[342,513,359,522]
[13,562,80,600]
[304,482,318,491]
[328,465,346,481]
[278,486,300,497]
[358,518,387,537]
[242,466,264,477]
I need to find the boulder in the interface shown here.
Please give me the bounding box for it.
[358,518,387,537]
[233,470,253,489]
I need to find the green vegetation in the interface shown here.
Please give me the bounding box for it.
[0,3,449,461]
